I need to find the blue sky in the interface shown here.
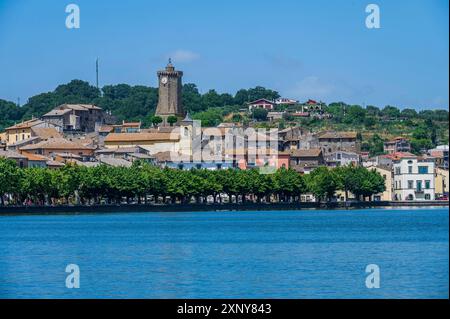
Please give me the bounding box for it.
[0,0,448,110]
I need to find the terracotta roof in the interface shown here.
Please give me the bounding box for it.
[381,152,416,160]
[31,127,62,139]
[5,119,44,130]
[21,152,49,162]
[290,148,322,157]
[98,125,114,133]
[248,99,275,105]
[318,131,358,139]
[19,138,95,151]
[104,132,180,143]
[120,122,141,127]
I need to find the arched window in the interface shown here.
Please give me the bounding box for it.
[184,127,189,137]
[407,194,414,201]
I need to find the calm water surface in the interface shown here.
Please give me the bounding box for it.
[0,207,448,298]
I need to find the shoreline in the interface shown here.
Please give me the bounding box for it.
[0,201,448,216]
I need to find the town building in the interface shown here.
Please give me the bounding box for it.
[325,151,361,167]
[4,119,58,146]
[392,153,435,201]
[42,104,106,132]
[0,150,28,168]
[435,167,449,198]
[428,145,449,169]
[153,151,235,170]
[366,165,393,201]
[289,148,325,173]
[383,137,411,154]
[104,132,180,154]
[317,131,359,154]
[20,152,48,168]
[19,138,95,160]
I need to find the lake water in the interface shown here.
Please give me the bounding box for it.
[0,207,448,299]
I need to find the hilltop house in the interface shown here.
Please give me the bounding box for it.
[247,99,275,111]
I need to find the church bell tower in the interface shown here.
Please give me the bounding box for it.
[155,59,184,125]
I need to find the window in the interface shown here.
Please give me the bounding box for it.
[425,180,430,189]
[408,166,413,174]
[407,194,414,200]
[418,166,428,174]
[425,194,431,200]
[408,180,414,189]
[416,181,422,191]
[395,167,401,175]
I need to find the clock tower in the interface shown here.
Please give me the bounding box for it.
[155,59,184,125]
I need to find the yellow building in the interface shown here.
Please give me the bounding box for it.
[435,167,449,197]
[367,165,393,201]
[4,119,45,146]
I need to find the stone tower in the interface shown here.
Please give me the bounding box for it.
[155,59,184,125]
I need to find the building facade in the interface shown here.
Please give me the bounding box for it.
[317,131,359,154]
[393,155,435,201]
[42,104,105,132]
[383,137,411,154]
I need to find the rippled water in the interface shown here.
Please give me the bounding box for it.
[0,207,448,298]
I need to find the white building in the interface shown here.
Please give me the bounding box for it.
[393,154,435,201]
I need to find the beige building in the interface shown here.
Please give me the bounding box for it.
[104,132,180,155]
[435,167,449,197]
[367,165,393,201]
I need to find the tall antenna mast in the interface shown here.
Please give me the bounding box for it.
[96,58,99,92]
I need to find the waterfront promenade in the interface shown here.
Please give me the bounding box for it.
[0,200,447,215]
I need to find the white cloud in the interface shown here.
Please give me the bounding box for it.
[287,76,334,99]
[166,50,200,63]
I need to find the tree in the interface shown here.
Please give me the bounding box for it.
[0,158,21,205]
[151,115,163,127]
[192,108,224,127]
[252,108,268,121]
[337,166,385,201]
[167,115,178,126]
[364,116,377,128]
[344,105,366,124]
[306,167,339,202]
[400,108,417,118]
[182,83,203,112]
[381,105,400,118]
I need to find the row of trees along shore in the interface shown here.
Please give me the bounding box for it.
[0,158,386,206]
